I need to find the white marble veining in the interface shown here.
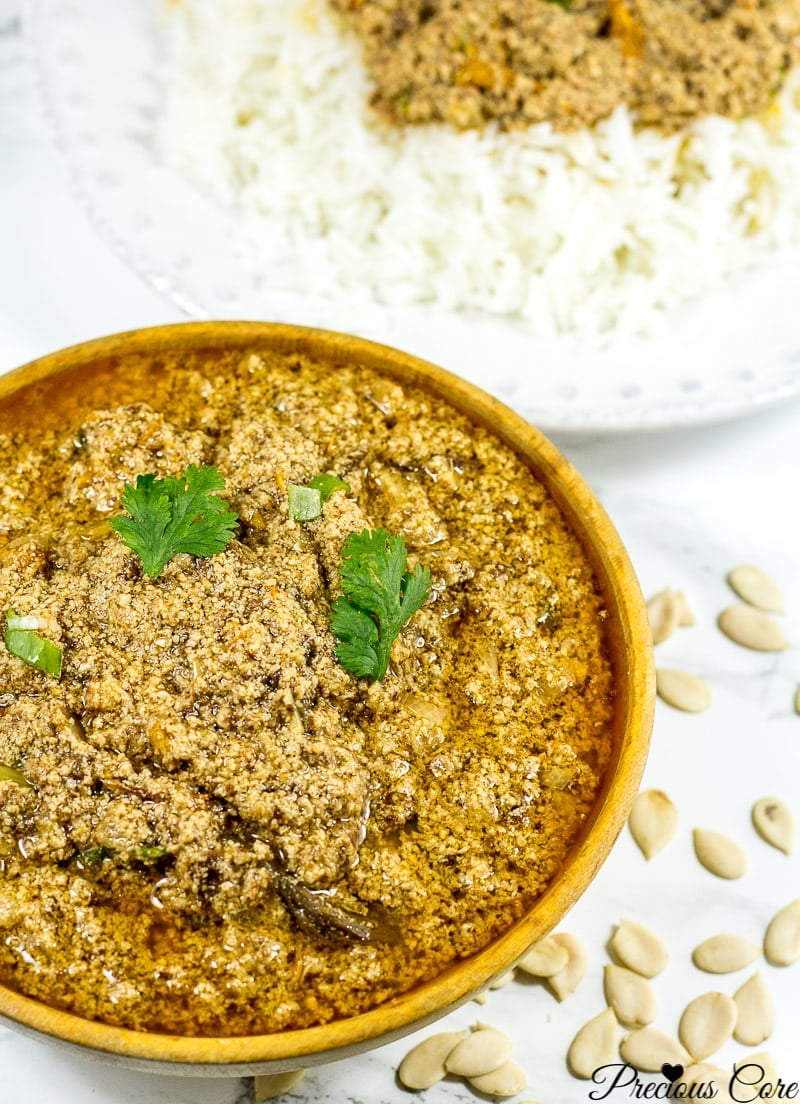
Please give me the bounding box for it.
[1,3,799,1101]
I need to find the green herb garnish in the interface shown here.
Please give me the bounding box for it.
[288,484,324,523]
[330,529,431,682]
[109,464,238,579]
[75,844,170,869]
[133,845,170,863]
[309,473,350,500]
[288,473,350,523]
[0,763,31,787]
[76,846,116,869]
[4,610,63,678]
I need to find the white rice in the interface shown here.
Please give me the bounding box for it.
[156,0,800,338]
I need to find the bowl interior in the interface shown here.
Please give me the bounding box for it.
[0,322,654,1073]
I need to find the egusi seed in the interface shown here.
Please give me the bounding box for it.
[764,899,800,966]
[398,1030,469,1090]
[752,797,795,855]
[603,965,658,1027]
[693,828,748,879]
[489,970,516,990]
[675,591,696,627]
[656,668,712,713]
[444,1027,513,1078]
[692,933,761,974]
[727,565,785,614]
[610,919,668,978]
[678,991,737,1060]
[619,1027,691,1072]
[254,1071,307,1102]
[718,605,788,652]
[676,1064,734,1104]
[648,589,681,645]
[567,1008,618,1079]
[517,936,569,978]
[546,933,587,1001]
[629,790,679,860]
[468,1059,528,1098]
[647,588,696,643]
[733,973,776,1046]
[734,1053,779,1096]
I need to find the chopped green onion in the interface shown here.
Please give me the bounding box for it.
[288,484,323,522]
[0,763,30,787]
[133,845,170,863]
[6,613,42,631]
[5,610,63,678]
[288,474,350,523]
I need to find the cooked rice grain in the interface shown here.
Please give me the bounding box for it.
[157,0,800,337]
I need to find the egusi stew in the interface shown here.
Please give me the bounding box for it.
[0,346,614,1035]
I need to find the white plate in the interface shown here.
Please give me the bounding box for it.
[25,0,800,431]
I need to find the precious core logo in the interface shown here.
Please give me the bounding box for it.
[586,1063,799,1102]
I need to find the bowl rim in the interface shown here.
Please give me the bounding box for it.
[0,321,655,1071]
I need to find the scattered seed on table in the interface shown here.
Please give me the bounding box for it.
[678,991,737,1060]
[445,1027,513,1078]
[733,973,776,1046]
[752,797,795,855]
[603,965,658,1027]
[254,1071,306,1102]
[675,591,696,627]
[718,605,788,652]
[629,790,679,860]
[546,932,587,1001]
[727,565,785,614]
[567,1008,618,1079]
[517,936,569,979]
[692,933,760,974]
[397,1030,469,1090]
[733,1052,779,1095]
[648,589,681,645]
[693,828,748,879]
[619,1027,691,1072]
[468,1059,527,1098]
[656,668,711,713]
[764,899,800,966]
[610,919,668,978]
[676,1064,734,1104]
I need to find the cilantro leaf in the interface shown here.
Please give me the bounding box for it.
[109,464,238,579]
[307,473,350,501]
[331,529,431,681]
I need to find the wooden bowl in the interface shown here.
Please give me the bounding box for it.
[0,322,654,1075]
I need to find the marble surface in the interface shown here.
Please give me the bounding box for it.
[1,3,799,1101]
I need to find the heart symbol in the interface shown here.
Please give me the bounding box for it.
[662,1063,684,1083]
